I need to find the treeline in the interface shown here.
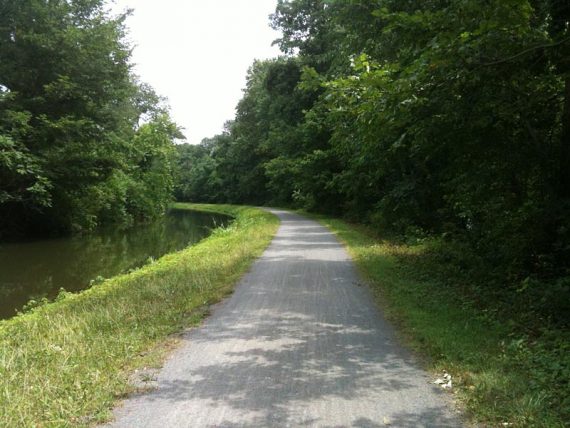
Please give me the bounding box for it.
[176,0,570,312]
[0,0,181,238]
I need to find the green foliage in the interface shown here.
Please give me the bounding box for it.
[174,142,219,203]
[126,115,180,221]
[181,1,570,286]
[0,0,181,237]
[0,134,51,208]
[174,57,324,207]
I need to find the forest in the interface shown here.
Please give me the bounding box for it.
[176,0,570,325]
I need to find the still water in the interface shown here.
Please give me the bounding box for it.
[0,209,229,319]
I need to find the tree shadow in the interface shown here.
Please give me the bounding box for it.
[108,211,461,427]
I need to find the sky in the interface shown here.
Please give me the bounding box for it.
[109,0,282,144]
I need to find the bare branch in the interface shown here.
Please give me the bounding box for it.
[479,36,570,67]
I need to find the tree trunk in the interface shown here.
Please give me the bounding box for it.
[561,76,570,198]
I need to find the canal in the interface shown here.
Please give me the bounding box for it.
[0,209,229,319]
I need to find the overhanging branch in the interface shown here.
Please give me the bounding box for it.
[479,36,570,67]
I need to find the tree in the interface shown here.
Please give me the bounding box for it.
[0,0,180,236]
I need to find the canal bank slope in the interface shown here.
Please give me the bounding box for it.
[0,204,279,427]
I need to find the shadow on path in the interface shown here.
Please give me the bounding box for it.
[107,210,461,428]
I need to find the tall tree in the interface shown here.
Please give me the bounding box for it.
[0,0,180,236]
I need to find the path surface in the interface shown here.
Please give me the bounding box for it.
[107,210,462,428]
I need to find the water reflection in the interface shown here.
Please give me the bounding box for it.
[0,209,229,319]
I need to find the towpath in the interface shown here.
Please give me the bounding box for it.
[107,210,462,427]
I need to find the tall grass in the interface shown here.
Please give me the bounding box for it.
[310,214,569,428]
[0,204,279,427]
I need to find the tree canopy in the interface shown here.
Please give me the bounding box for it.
[176,0,570,295]
[0,0,181,237]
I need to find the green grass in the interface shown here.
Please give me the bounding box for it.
[0,204,279,427]
[307,213,569,428]
[2,205,567,427]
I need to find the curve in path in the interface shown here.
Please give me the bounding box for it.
[106,210,462,428]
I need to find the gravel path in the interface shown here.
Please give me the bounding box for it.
[106,210,462,427]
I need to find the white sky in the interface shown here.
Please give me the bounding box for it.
[109,0,281,144]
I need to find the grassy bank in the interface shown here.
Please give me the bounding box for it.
[310,214,569,428]
[0,204,279,427]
